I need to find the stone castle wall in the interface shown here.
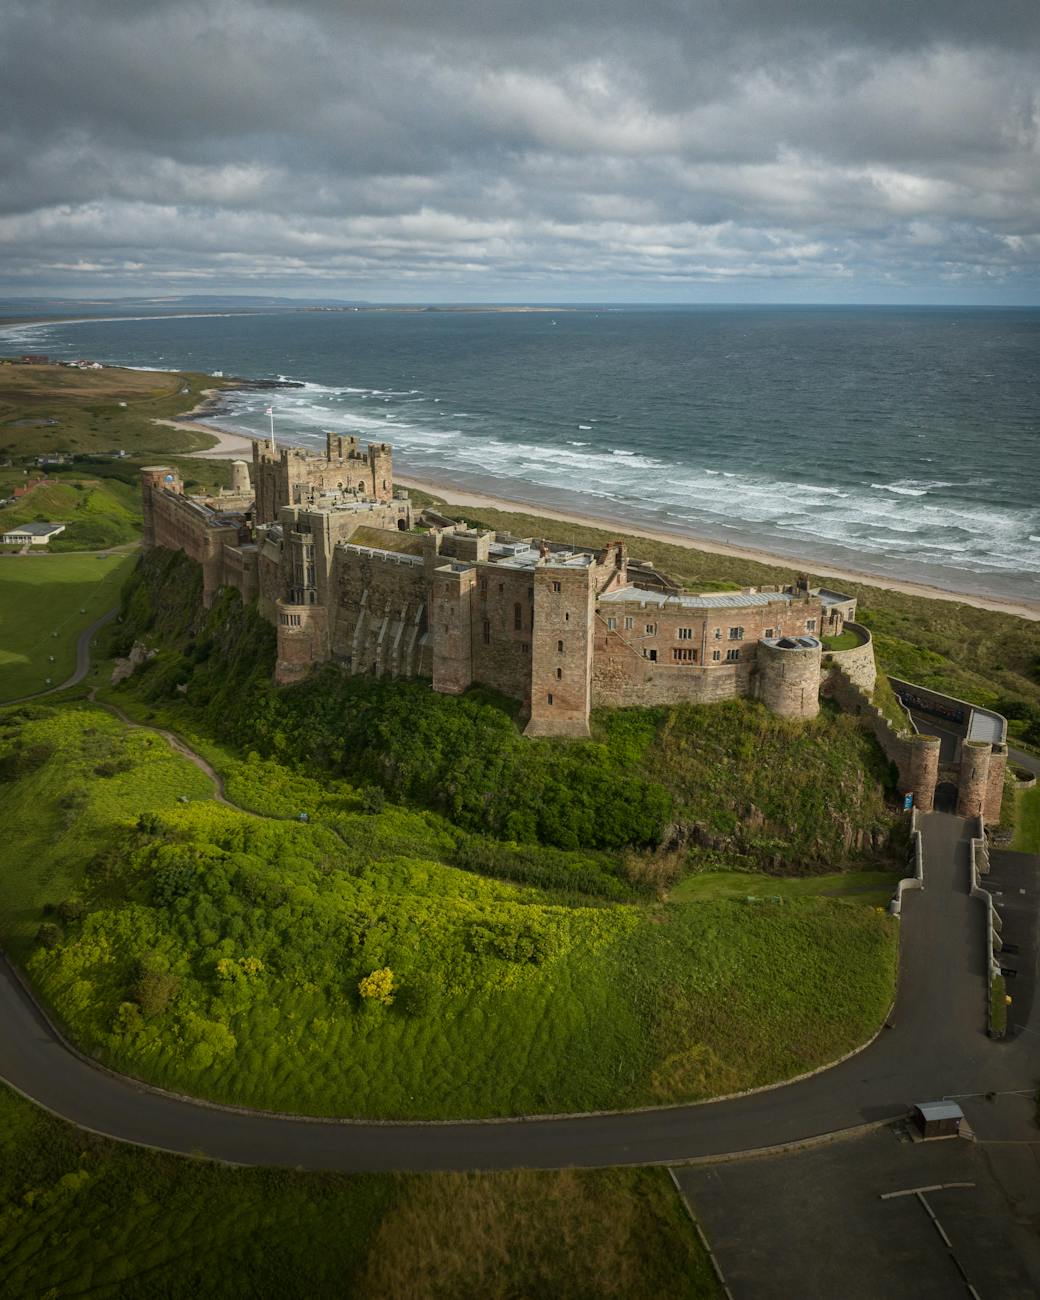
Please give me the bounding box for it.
[826,666,941,811]
[823,623,877,693]
[329,544,429,681]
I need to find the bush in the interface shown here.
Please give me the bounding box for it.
[134,970,182,1017]
[36,922,63,949]
[359,968,396,1005]
[359,785,386,815]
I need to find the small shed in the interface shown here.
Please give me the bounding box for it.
[911,1101,964,1139]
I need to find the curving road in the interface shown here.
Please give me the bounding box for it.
[2,813,1037,1171]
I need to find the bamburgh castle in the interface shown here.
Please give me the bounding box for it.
[140,434,1006,820]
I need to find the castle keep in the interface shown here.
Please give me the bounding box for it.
[139,433,1005,817]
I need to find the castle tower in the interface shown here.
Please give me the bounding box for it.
[957,739,992,819]
[906,734,941,812]
[229,459,251,494]
[430,563,476,694]
[140,466,182,547]
[756,635,822,720]
[368,442,393,502]
[525,565,595,738]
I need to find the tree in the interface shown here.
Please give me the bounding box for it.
[358,967,396,1006]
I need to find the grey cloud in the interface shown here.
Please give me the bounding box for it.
[0,0,1037,299]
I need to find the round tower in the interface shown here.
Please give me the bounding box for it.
[906,734,941,812]
[757,635,822,720]
[956,739,992,818]
[230,459,251,494]
[139,466,181,547]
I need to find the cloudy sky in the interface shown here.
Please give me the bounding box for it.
[2,0,1038,302]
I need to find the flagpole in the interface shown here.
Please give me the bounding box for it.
[266,405,276,451]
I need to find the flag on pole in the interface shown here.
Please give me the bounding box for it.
[264,406,273,415]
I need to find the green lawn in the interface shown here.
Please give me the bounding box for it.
[1012,785,1040,854]
[0,551,137,701]
[0,704,899,1119]
[822,630,864,651]
[0,1085,718,1300]
[670,869,901,908]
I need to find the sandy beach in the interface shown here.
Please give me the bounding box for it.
[153,389,265,459]
[154,413,1040,622]
[394,474,1040,622]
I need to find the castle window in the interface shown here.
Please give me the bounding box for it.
[557,639,564,653]
[556,667,563,679]
[677,627,693,640]
[726,648,740,661]
[565,612,570,622]
[499,583,505,593]
[713,627,722,640]
[358,481,365,492]
[712,649,721,662]
[547,693,554,705]
[514,602,523,630]
[521,642,529,654]
[552,582,561,592]
[606,616,617,630]
[765,628,774,639]
[482,620,491,645]
[647,648,657,662]
[728,627,744,641]
[645,623,656,635]
[624,616,634,630]
[673,648,697,663]
[806,618,817,632]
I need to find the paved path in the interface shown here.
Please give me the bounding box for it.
[2,606,118,706]
[2,810,1036,1172]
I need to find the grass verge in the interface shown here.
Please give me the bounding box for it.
[0,1084,718,1299]
[1011,785,1040,854]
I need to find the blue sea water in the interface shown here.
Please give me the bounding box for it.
[3,306,1038,604]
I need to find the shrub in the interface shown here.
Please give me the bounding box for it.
[36,922,63,949]
[359,785,386,815]
[359,968,396,1005]
[57,897,85,924]
[134,970,182,1017]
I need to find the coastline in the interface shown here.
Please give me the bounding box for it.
[155,413,1040,623]
[394,474,1040,622]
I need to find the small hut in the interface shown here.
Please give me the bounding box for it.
[911,1101,964,1140]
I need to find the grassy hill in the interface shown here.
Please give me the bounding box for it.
[0,476,141,551]
[0,702,897,1119]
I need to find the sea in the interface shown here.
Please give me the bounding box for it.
[3,305,1038,605]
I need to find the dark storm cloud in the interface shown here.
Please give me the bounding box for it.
[0,0,1037,298]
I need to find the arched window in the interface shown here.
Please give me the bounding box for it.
[557,639,564,653]
[556,667,562,679]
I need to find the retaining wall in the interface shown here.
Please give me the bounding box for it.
[889,808,923,916]
[969,818,1004,1036]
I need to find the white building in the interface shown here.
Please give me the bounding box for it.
[1,522,66,546]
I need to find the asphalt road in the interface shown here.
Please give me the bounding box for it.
[2,813,1037,1172]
